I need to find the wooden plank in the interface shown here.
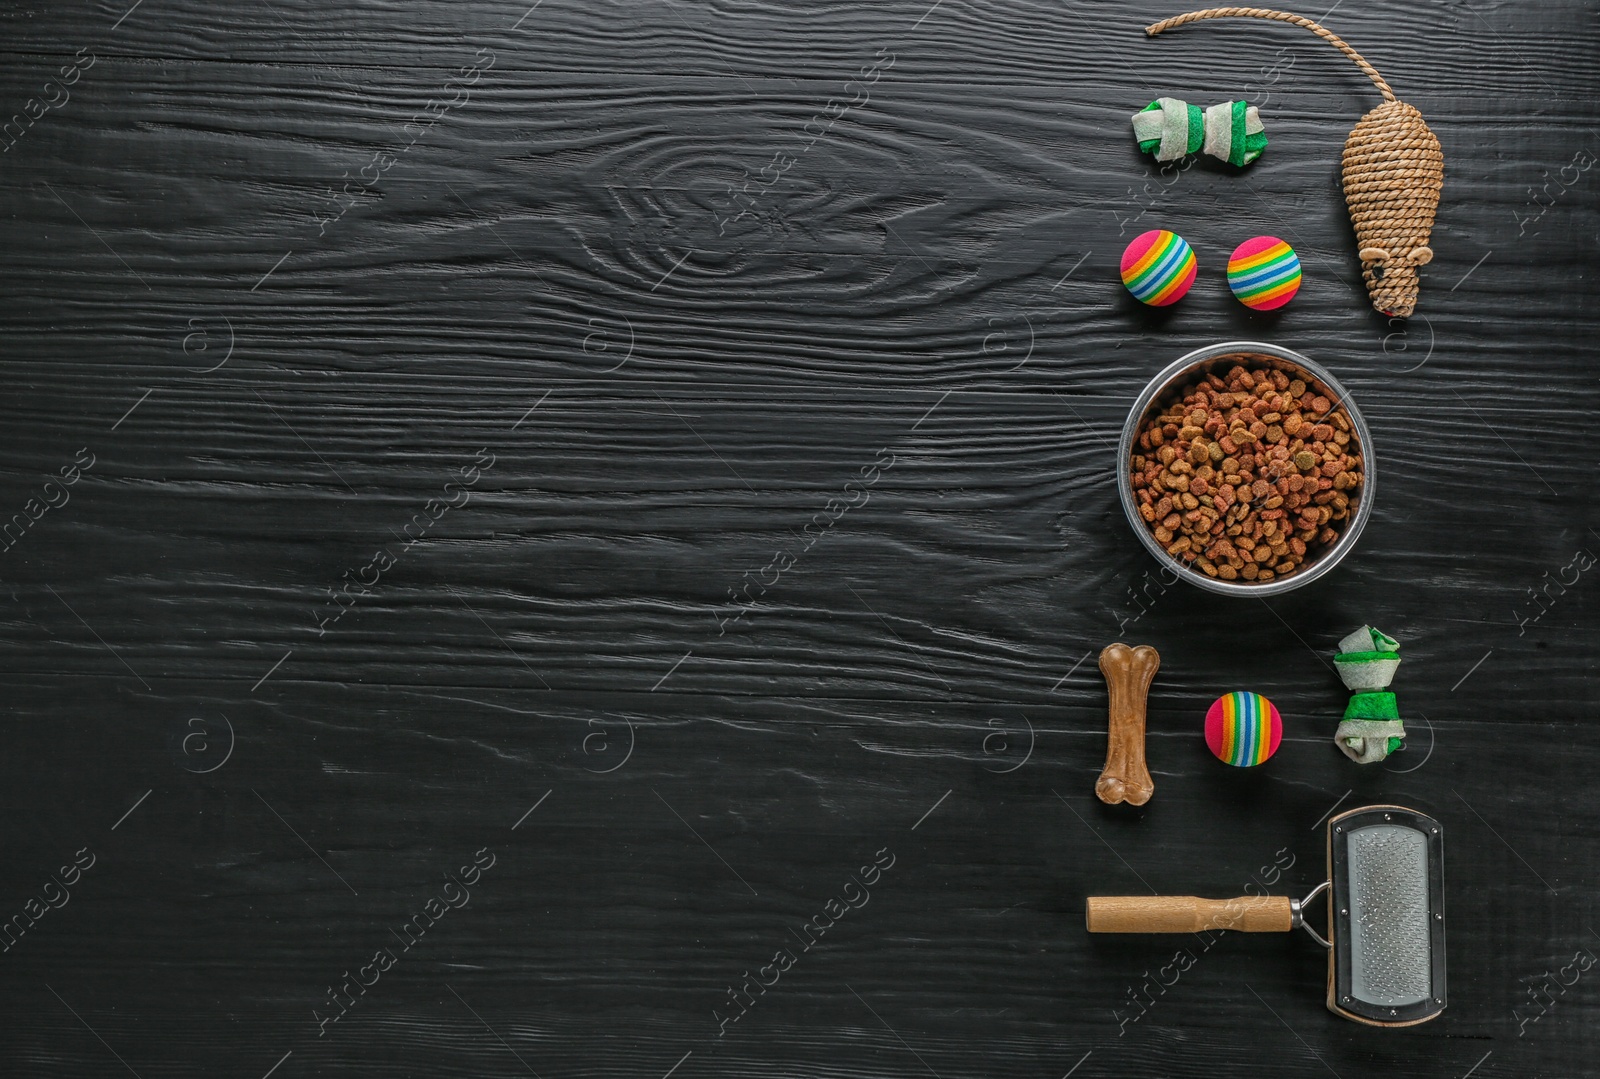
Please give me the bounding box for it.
[0,672,1585,1072]
[0,68,1591,390]
[0,0,1593,101]
[0,378,1593,701]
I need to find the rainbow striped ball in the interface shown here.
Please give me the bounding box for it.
[1120,229,1197,306]
[1205,691,1283,767]
[1227,235,1302,310]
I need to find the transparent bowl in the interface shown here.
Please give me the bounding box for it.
[1117,341,1376,597]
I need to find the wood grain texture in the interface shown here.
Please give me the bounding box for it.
[1,1,1597,1077]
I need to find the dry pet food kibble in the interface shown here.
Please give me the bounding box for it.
[1129,362,1363,582]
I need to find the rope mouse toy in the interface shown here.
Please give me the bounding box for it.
[1146,8,1444,318]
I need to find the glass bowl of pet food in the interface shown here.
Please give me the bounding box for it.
[1117,341,1375,597]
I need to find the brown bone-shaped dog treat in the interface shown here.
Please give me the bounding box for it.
[1096,643,1160,806]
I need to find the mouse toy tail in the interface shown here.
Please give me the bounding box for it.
[1145,7,1396,101]
[1144,7,1443,319]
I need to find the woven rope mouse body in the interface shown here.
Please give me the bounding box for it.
[1147,8,1443,318]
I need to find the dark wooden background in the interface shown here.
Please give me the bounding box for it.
[1,0,1595,1076]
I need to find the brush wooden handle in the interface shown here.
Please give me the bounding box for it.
[1086,895,1294,933]
[1096,643,1159,805]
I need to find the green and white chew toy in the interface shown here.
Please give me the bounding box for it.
[1131,98,1267,167]
[1332,625,1403,763]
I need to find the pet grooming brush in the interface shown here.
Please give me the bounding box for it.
[1087,804,1446,1026]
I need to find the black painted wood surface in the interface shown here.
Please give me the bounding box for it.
[1,0,1596,1076]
